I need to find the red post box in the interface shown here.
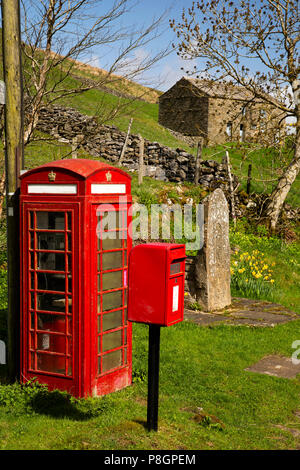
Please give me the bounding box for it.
[127,243,186,431]
[128,243,186,326]
[20,159,132,398]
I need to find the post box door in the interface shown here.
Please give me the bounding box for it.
[21,203,79,390]
[91,202,132,391]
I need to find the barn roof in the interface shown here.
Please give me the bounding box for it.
[160,77,280,106]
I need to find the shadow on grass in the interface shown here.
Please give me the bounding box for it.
[29,389,90,420]
[29,388,112,421]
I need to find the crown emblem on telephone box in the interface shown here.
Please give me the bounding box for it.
[48,171,56,182]
[106,171,112,182]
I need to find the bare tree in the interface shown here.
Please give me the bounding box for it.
[20,0,170,145]
[170,0,299,231]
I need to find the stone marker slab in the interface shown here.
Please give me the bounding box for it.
[245,355,300,379]
[194,188,231,311]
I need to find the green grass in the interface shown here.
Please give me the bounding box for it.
[0,320,300,450]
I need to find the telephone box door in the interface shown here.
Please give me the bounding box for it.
[21,203,79,395]
[90,201,132,395]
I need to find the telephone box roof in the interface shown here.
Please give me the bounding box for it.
[20,159,131,180]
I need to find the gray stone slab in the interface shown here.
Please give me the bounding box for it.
[193,189,231,311]
[245,355,300,379]
[184,297,299,327]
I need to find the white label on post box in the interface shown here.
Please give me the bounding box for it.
[28,184,77,194]
[172,285,179,312]
[91,184,126,194]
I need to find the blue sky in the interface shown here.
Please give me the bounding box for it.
[83,0,193,92]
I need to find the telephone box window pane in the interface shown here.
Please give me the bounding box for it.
[37,314,66,333]
[67,233,72,251]
[30,352,35,369]
[67,213,72,230]
[102,271,123,291]
[37,293,67,312]
[67,254,72,272]
[102,251,123,270]
[37,354,65,374]
[30,232,35,249]
[38,252,65,271]
[102,350,122,373]
[30,312,35,329]
[101,237,123,251]
[30,252,35,269]
[102,310,123,332]
[102,330,122,352]
[102,291,123,312]
[30,212,34,229]
[37,333,65,354]
[37,233,65,251]
[36,212,65,230]
[30,272,35,289]
[100,211,123,230]
[30,292,35,310]
[37,273,66,292]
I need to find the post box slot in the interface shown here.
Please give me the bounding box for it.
[170,262,182,275]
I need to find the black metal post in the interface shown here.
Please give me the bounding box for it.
[147,324,161,431]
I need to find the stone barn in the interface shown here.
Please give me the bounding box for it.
[158,77,284,145]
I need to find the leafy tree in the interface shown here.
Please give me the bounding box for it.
[170,0,299,230]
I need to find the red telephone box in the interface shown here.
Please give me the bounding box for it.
[20,159,132,398]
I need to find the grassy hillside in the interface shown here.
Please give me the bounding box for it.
[0,31,298,207]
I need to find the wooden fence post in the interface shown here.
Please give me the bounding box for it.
[119,118,133,166]
[194,138,203,184]
[225,151,237,229]
[71,136,78,158]
[247,163,252,195]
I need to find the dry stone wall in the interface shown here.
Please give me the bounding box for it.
[35,105,238,190]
